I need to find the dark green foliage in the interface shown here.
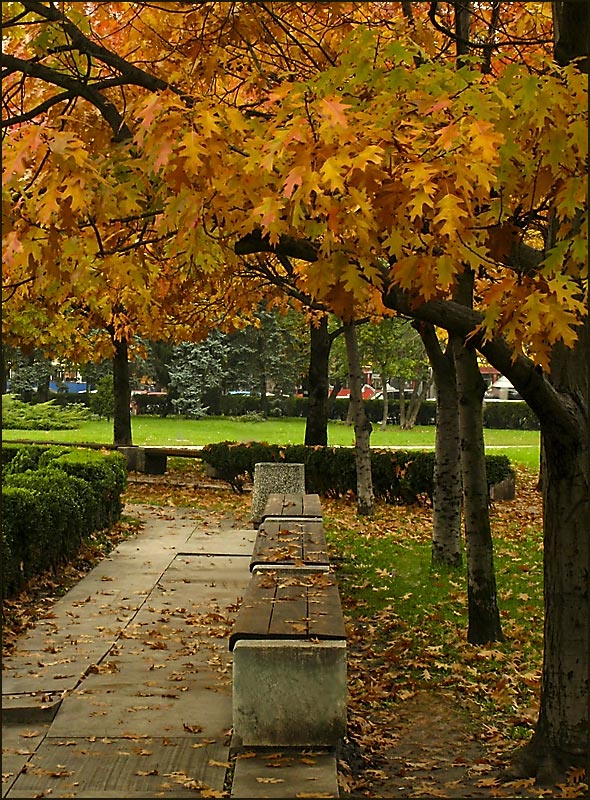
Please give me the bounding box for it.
[88,374,115,419]
[199,442,514,502]
[2,443,53,472]
[1,445,127,598]
[2,395,92,430]
[4,470,89,567]
[483,401,539,430]
[1,486,48,594]
[483,454,514,486]
[47,449,127,528]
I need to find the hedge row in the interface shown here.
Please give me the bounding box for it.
[133,394,538,430]
[199,441,514,502]
[2,444,127,598]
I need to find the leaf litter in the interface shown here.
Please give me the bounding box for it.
[4,464,586,798]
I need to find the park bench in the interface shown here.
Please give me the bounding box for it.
[250,518,330,573]
[230,569,347,746]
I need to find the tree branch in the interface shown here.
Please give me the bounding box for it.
[0,53,132,140]
[1,88,75,127]
[234,230,319,262]
[20,1,171,94]
[382,283,579,440]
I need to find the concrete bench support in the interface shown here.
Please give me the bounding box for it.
[251,463,305,526]
[232,640,347,747]
[117,446,167,475]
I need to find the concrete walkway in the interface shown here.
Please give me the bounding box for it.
[2,504,339,798]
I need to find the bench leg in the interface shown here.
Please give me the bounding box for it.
[232,640,346,746]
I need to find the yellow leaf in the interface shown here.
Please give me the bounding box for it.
[433,194,469,238]
[320,157,346,192]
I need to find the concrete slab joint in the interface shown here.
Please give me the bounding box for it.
[251,462,305,525]
[232,640,347,747]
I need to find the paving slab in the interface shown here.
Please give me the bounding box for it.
[231,748,339,798]
[4,736,229,798]
[2,504,339,797]
[2,722,51,796]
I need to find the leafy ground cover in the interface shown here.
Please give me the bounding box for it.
[3,415,540,470]
[4,459,585,798]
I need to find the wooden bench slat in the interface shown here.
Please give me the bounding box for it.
[261,493,322,521]
[230,571,345,650]
[268,583,308,637]
[250,519,329,570]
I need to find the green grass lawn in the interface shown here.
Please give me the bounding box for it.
[3,415,540,470]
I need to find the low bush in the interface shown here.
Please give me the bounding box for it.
[47,449,127,529]
[199,441,514,502]
[2,394,92,430]
[1,444,127,597]
[483,401,539,430]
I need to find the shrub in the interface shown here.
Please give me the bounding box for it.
[3,471,91,571]
[2,443,54,472]
[1,444,127,597]
[1,486,49,594]
[47,449,127,528]
[89,375,115,419]
[199,442,514,503]
[483,401,539,430]
[2,394,91,430]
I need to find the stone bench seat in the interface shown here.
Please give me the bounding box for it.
[230,570,347,746]
[250,519,330,573]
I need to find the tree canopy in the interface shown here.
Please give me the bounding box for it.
[2,2,588,782]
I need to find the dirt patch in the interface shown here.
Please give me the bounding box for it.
[349,690,497,797]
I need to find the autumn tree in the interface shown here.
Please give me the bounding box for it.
[2,1,587,781]
[222,4,587,778]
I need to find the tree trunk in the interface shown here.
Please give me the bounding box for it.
[257,333,269,418]
[453,269,503,644]
[419,323,463,569]
[383,281,588,778]
[398,378,406,427]
[380,371,389,430]
[454,334,504,644]
[344,320,374,516]
[403,374,433,430]
[112,337,132,446]
[305,317,330,446]
[510,333,588,782]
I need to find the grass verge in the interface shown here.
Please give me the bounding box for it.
[3,416,541,469]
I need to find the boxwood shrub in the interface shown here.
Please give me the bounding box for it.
[1,445,127,598]
[199,441,514,503]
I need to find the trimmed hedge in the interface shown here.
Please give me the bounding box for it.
[199,441,514,503]
[483,401,539,430]
[2,444,127,598]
